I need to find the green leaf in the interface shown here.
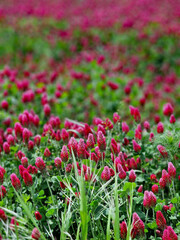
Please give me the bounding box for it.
[38,190,44,196]
[22,194,30,203]
[123,182,136,192]
[155,203,163,212]
[171,197,178,204]
[147,221,157,229]
[94,205,104,220]
[46,208,55,218]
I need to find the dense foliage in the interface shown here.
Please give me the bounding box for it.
[0,0,179,239]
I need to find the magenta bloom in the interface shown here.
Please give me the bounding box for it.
[118,164,126,180]
[163,103,174,116]
[129,169,136,182]
[60,145,69,162]
[101,166,111,181]
[131,212,144,238]
[132,140,141,152]
[157,122,164,133]
[77,139,86,159]
[157,145,168,157]
[54,157,62,169]
[10,173,21,190]
[156,211,166,230]
[31,228,41,239]
[35,157,46,171]
[168,162,176,178]
[97,131,106,151]
[120,221,127,239]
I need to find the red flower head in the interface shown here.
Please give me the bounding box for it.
[54,157,62,169]
[61,145,69,162]
[129,106,141,122]
[60,181,66,189]
[1,100,9,110]
[19,165,26,178]
[143,191,150,208]
[23,170,33,186]
[113,112,121,124]
[21,157,28,168]
[163,103,174,116]
[120,221,127,239]
[131,212,144,238]
[118,164,126,180]
[77,139,86,159]
[107,81,119,90]
[123,137,129,146]
[169,114,176,124]
[101,166,111,181]
[43,104,51,117]
[7,135,15,146]
[68,137,78,155]
[111,138,120,155]
[163,205,169,212]
[10,173,21,190]
[0,209,7,221]
[162,229,169,240]
[66,163,72,173]
[149,132,154,141]
[157,122,164,133]
[110,168,115,177]
[150,174,157,182]
[35,211,42,221]
[132,140,141,152]
[35,157,46,172]
[135,129,141,140]
[122,122,129,133]
[162,226,178,240]
[124,85,131,95]
[91,152,98,163]
[33,115,40,127]
[152,184,159,193]
[32,228,41,240]
[32,166,38,174]
[3,142,10,154]
[162,169,171,185]
[14,122,23,138]
[149,191,157,207]
[86,133,95,149]
[154,115,161,124]
[159,178,166,189]
[0,185,6,199]
[129,170,136,182]
[156,211,166,230]
[143,191,156,208]
[61,128,69,144]
[10,217,19,230]
[144,121,150,131]
[44,148,51,157]
[97,131,106,151]
[157,145,168,157]
[28,140,34,150]
[22,128,30,143]
[137,185,143,193]
[168,162,176,179]
[34,135,41,146]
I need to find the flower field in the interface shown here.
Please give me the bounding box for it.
[0,0,180,239]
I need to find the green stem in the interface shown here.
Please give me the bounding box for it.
[153,209,156,239]
[162,190,164,200]
[46,179,61,232]
[114,174,120,240]
[145,209,149,239]
[126,184,133,240]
